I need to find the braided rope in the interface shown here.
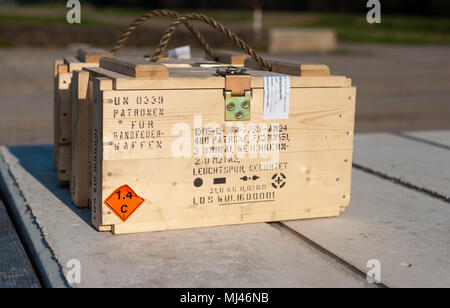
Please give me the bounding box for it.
[111,9,217,59]
[147,13,272,71]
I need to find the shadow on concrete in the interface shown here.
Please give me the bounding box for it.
[7,145,94,230]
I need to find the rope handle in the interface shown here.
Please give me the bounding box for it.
[110,9,217,60]
[147,13,272,71]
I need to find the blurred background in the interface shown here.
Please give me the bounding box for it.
[1,0,449,145]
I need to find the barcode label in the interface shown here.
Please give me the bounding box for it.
[263,75,290,120]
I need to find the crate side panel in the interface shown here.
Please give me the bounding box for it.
[100,87,356,161]
[71,71,90,207]
[101,148,353,228]
[91,79,104,229]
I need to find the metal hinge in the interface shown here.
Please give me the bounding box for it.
[217,66,251,121]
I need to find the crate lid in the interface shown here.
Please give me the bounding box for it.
[86,55,351,90]
[63,48,112,72]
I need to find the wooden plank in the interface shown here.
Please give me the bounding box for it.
[71,70,90,207]
[54,62,69,171]
[87,76,113,212]
[53,59,64,169]
[84,66,134,79]
[101,149,351,233]
[100,56,169,78]
[91,78,108,230]
[354,133,450,199]
[214,50,250,66]
[114,75,224,90]
[245,58,330,77]
[77,48,112,63]
[57,144,70,185]
[64,56,99,72]
[57,72,72,145]
[272,62,330,77]
[211,51,331,76]
[0,199,40,288]
[55,70,72,186]
[113,73,350,91]
[100,87,356,161]
[285,168,450,287]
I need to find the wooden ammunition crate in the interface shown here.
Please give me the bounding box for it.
[83,53,356,235]
[53,48,111,203]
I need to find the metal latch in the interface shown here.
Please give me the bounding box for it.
[217,67,251,121]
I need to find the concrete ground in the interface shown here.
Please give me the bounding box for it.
[1,43,450,145]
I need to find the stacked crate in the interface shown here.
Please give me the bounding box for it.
[53,48,111,204]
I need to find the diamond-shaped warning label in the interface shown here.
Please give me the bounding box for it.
[104,185,145,222]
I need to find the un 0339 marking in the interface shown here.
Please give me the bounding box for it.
[112,95,164,105]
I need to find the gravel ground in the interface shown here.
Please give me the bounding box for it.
[1,43,449,145]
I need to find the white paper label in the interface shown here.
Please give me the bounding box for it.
[167,45,191,59]
[263,75,290,120]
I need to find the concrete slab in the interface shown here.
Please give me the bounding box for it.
[354,133,450,199]
[285,169,450,288]
[0,199,40,288]
[0,145,366,288]
[399,131,450,148]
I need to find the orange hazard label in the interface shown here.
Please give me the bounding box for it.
[104,185,145,222]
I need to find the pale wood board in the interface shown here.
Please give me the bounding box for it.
[55,71,72,186]
[91,78,107,230]
[112,71,350,91]
[285,168,450,288]
[77,48,112,63]
[87,76,113,211]
[83,66,130,80]
[64,56,100,72]
[245,58,330,77]
[53,59,64,169]
[57,144,70,185]
[100,56,169,78]
[100,87,356,161]
[354,133,450,198]
[57,72,72,145]
[102,150,351,233]
[214,50,250,66]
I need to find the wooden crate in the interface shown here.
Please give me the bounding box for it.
[53,48,111,192]
[87,55,356,234]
